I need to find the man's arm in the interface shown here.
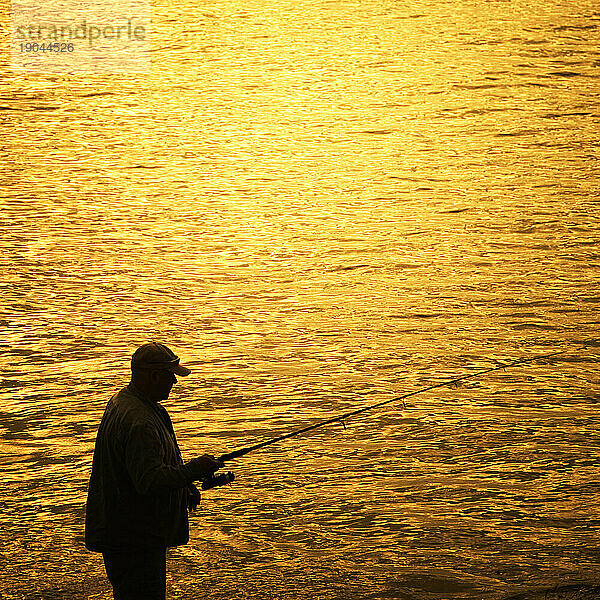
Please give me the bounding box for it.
[125,423,222,495]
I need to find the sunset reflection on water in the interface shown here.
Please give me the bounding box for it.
[1,0,600,598]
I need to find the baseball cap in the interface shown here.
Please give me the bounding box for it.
[131,342,191,376]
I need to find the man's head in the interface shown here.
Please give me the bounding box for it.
[130,342,191,401]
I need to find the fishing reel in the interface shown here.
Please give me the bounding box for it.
[201,471,235,490]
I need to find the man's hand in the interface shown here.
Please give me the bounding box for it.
[187,454,224,479]
[187,483,201,512]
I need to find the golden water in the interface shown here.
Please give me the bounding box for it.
[1,0,600,598]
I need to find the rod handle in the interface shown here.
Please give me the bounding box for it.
[219,448,249,462]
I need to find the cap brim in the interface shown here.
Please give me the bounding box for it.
[171,363,191,376]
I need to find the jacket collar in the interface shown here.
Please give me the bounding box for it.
[127,381,159,406]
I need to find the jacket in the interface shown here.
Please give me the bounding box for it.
[85,384,195,552]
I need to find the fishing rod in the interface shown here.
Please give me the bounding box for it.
[201,348,572,490]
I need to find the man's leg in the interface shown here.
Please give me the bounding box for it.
[103,548,167,600]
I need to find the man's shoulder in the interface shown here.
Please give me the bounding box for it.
[107,385,138,410]
[111,385,139,403]
[105,386,156,427]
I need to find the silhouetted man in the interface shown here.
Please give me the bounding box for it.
[85,342,223,600]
